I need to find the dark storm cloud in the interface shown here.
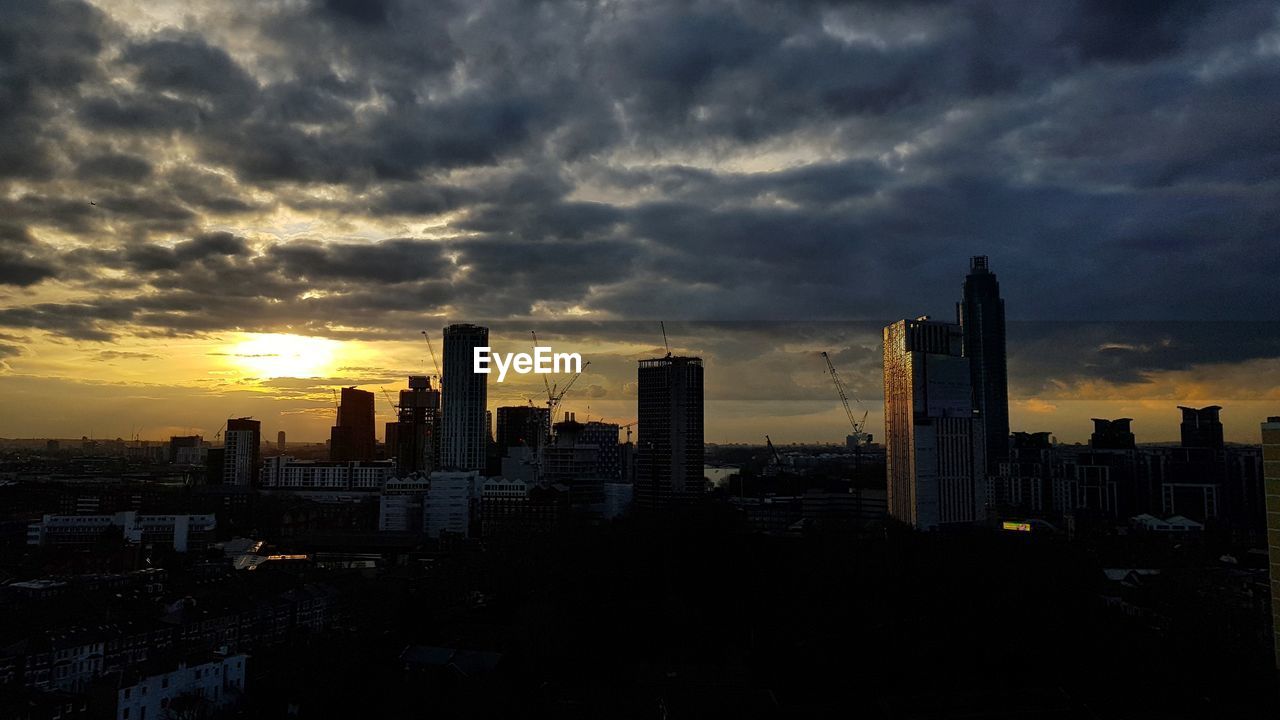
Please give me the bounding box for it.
[1009,322,1280,393]
[0,0,1275,391]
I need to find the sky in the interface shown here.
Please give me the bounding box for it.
[0,0,1278,445]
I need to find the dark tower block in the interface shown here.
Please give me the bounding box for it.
[958,256,1010,473]
[635,356,704,510]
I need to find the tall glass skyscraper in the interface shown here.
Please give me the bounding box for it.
[958,256,1009,472]
[441,323,489,472]
[882,318,987,529]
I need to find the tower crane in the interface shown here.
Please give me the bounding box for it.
[381,387,398,414]
[821,351,869,446]
[420,330,441,383]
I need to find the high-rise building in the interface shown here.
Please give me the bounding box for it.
[883,318,987,529]
[1263,416,1280,669]
[330,387,376,461]
[635,356,704,509]
[386,375,441,476]
[1090,418,1136,450]
[277,430,286,451]
[582,421,623,479]
[441,324,489,472]
[1179,405,1224,449]
[495,405,550,456]
[222,417,260,486]
[958,256,1009,472]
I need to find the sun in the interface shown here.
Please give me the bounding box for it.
[229,333,340,378]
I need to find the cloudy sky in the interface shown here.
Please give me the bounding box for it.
[1,0,1278,444]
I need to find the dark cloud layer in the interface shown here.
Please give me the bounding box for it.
[0,0,1277,388]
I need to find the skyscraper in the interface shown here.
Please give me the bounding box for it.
[386,375,441,476]
[958,256,1009,472]
[883,318,987,529]
[441,323,489,472]
[1263,416,1280,669]
[1179,405,1224,449]
[222,417,260,486]
[635,356,704,509]
[330,386,376,461]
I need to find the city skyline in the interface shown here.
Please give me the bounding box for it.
[1,1,1278,447]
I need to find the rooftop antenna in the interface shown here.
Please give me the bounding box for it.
[660,321,670,357]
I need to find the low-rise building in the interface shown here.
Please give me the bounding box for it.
[27,512,216,552]
[114,653,246,720]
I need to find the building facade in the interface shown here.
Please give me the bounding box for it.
[386,375,441,476]
[221,418,260,486]
[883,318,987,529]
[425,470,479,538]
[330,387,377,462]
[958,256,1009,472]
[441,324,489,472]
[1263,416,1280,669]
[635,356,704,509]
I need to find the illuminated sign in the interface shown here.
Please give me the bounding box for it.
[1001,521,1032,532]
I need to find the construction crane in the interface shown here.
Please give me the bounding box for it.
[821,351,869,446]
[420,330,441,382]
[546,361,590,423]
[764,434,782,477]
[619,421,637,443]
[660,321,670,357]
[531,330,554,406]
[380,387,398,415]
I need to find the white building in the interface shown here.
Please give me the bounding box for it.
[261,456,395,491]
[222,426,257,486]
[27,512,216,552]
[425,471,479,538]
[379,476,431,532]
[116,654,247,720]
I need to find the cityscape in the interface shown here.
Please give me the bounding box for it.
[2,0,1280,718]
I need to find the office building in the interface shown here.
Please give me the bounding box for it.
[425,470,479,538]
[168,435,203,464]
[582,421,623,479]
[495,405,551,455]
[635,356,704,509]
[1263,417,1280,669]
[222,418,260,486]
[958,256,1009,472]
[441,324,489,471]
[379,476,432,532]
[883,318,987,529]
[386,375,441,476]
[1180,405,1225,449]
[277,430,286,451]
[330,387,376,462]
[27,511,216,552]
[260,456,395,491]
